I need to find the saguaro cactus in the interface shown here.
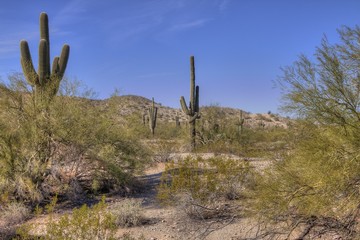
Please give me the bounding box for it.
[180,56,200,150]
[20,12,70,105]
[175,112,180,127]
[19,12,70,168]
[142,112,148,125]
[236,110,245,135]
[148,98,158,136]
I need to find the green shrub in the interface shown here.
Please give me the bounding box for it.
[16,197,116,240]
[122,111,187,141]
[158,156,252,218]
[195,125,289,158]
[0,75,149,202]
[249,123,360,238]
[248,25,360,239]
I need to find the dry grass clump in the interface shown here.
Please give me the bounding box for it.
[109,198,144,227]
[1,201,30,225]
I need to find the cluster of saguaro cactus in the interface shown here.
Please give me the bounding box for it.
[180,56,200,150]
[20,12,70,105]
[235,110,245,135]
[148,97,158,136]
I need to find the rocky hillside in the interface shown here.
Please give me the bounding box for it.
[94,95,290,128]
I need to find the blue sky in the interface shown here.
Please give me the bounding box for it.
[0,0,359,113]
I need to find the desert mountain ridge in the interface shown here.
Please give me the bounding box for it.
[93,94,290,128]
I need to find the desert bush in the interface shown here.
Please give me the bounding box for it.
[0,201,30,225]
[193,104,290,157]
[158,156,253,219]
[16,197,116,240]
[0,74,149,203]
[249,25,360,239]
[144,139,182,162]
[195,124,289,158]
[122,112,151,139]
[46,199,116,240]
[155,120,187,140]
[109,198,144,227]
[249,123,360,239]
[122,111,187,141]
[119,233,146,240]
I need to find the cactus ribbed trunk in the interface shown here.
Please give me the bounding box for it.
[175,113,180,127]
[148,98,158,137]
[190,121,196,148]
[180,56,201,151]
[236,110,245,136]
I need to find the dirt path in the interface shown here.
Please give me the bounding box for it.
[114,160,257,240]
[114,162,181,239]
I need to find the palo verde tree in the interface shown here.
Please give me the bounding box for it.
[250,26,360,239]
[180,56,201,150]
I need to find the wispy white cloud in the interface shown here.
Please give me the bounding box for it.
[0,30,38,58]
[168,18,211,32]
[104,0,184,36]
[54,0,90,25]
[50,0,224,45]
[0,44,18,57]
[218,0,232,12]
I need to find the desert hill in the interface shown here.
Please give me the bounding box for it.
[92,94,289,128]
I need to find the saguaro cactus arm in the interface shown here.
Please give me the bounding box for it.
[58,45,70,79]
[180,96,190,115]
[20,41,38,85]
[189,112,200,123]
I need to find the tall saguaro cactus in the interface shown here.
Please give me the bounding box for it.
[148,97,158,136]
[20,12,70,105]
[19,12,70,168]
[236,110,245,136]
[180,56,200,150]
